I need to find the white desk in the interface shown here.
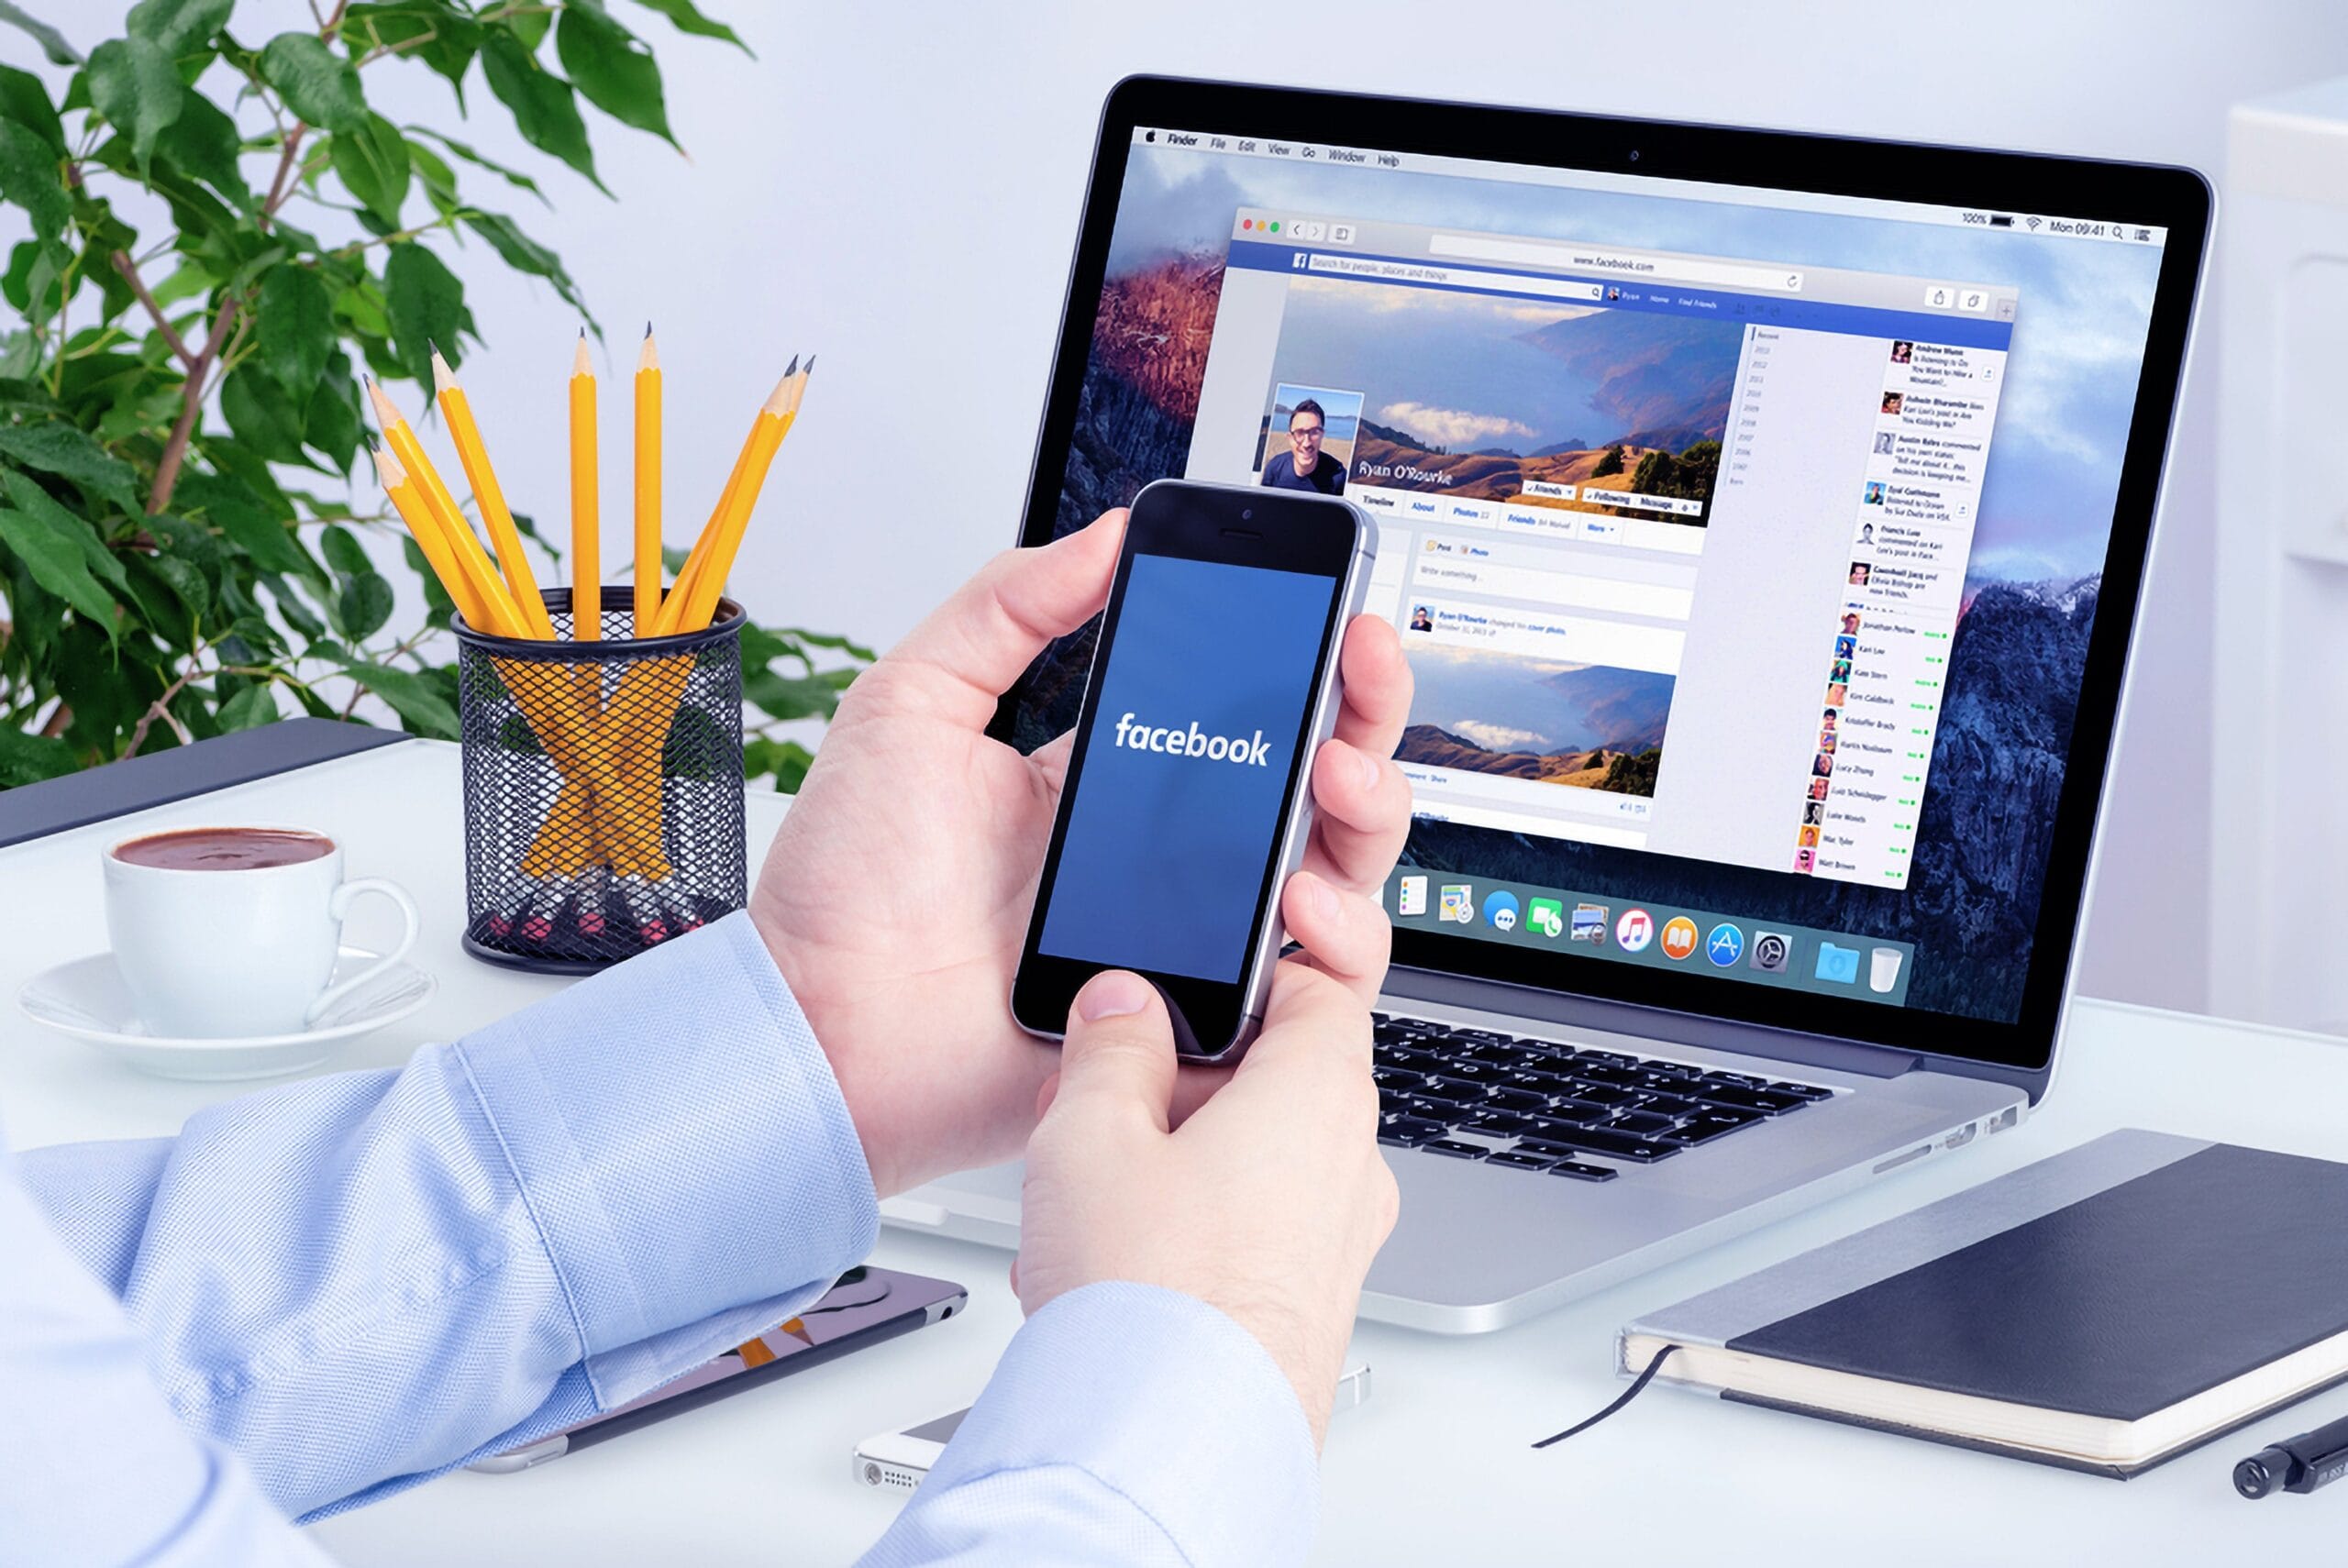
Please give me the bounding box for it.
[2,737,2335,1564]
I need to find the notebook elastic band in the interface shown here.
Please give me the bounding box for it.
[1532,1343,1679,1450]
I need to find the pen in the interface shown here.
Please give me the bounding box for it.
[2234,1409,2348,1497]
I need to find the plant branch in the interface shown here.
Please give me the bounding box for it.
[110,252,197,369]
[147,299,245,513]
[122,648,206,758]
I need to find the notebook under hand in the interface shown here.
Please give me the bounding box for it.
[1620,1129,2348,1477]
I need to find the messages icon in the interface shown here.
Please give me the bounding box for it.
[1814,941,1860,985]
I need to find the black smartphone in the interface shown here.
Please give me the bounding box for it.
[1011,479,1374,1061]
[466,1266,966,1472]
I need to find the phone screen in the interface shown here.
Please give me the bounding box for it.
[1014,482,1362,1057]
[1038,552,1338,982]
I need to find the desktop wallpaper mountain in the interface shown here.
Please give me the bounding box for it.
[1010,142,2162,1025]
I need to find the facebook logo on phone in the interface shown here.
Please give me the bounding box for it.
[1038,553,1335,982]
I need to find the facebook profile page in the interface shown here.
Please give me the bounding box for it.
[1039,553,1337,983]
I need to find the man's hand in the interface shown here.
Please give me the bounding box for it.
[752,510,1414,1196]
[1014,964,1401,1450]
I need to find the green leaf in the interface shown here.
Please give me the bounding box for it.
[0,469,130,597]
[337,570,393,638]
[174,469,317,584]
[216,681,281,731]
[329,111,410,228]
[743,735,814,794]
[556,4,676,149]
[0,424,142,515]
[220,362,312,466]
[0,63,66,155]
[406,137,458,219]
[260,31,366,134]
[745,667,850,724]
[342,658,458,737]
[504,10,551,51]
[0,3,80,67]
[460,210,588,316]
[480,29,605,195]
[402,532,454,623]
[382,240,462,389]
[161,91,251,211]
[256,261,333,396]
[86,37,185,173]
[0,118,68,251]
[305,353,362,474]
[626,0,751,53]
[320,523,370,576]
[338,2,482,93]
[0,724,77,785]
[406,126,547,205]
[0,504,118,631]
[127,0,233,61]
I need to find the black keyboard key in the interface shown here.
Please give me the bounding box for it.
[1421,1139,1490,1160]
[1529,1107,1606,1136]
[1371,1066,1423,1091]
[1429,1058,1512,1085]
[1485,1150,1561,1171]
[1606,1110,1680,1137]
[1378,1091,1415,1118]
[1377,1047,1441,1077]
[1512,1137,1589,1160]
[1696,1086,1806,1115]
[1404,1097,1470,1124]
[1547,1160,1619,1183]
[1768,1080,1834,1101]
[1669,1110,1762,1145]
[1566,1083,1640,1108]
[1573,1050,1636,1068]
[1468,1110,1541,1138]
[1559,1126,1680,1162]
[1577,1064,1651,1088]
[1481,1086,1549,1113]
[1382,1114,1445,1140]
[1507,1067,1578,1096]
[1638,1092,1700,1118]
[1699,1070,1769,1090]
[1445,1028,1514,1046]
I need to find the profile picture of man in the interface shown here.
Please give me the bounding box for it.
[1810,776,1832,801]
[1803,800,1825,825]
[1863,482,1885,507]
[1841,612,1861,635]
[1260,398,1346,495]
[1794,847,1816,872]
[1857,522,1876,546]
[1824,683,1847,707]
[1409,604,1434,633]
[1880,392,1904,415]
[1848,561,1871,587]
[1873,430,1896,455]
[1821,709,1839,732]
[1798,824,1821,848]
[1890,340,1913,364]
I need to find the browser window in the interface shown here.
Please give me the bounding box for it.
[1012,123,2169,1024]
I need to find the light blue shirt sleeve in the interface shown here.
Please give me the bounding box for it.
[1,909,1322,1566]
[6,911,878,1546]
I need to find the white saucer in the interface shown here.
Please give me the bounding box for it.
[17,947,437,1081]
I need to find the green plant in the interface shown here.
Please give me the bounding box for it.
[0,0,869,795]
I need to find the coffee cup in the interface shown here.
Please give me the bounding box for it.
[103,825,420,1038]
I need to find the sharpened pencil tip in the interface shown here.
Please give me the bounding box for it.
[429,348,457,394]
[644,320,653,338]
[572,334,593,376]
[782,353,799,379]
[803,355,816,376]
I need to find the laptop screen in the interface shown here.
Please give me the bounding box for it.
[1002,90,2196,1063]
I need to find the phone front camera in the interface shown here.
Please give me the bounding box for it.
[1628,149,1642,162]
[1241,508,1253,521]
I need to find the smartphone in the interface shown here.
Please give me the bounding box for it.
[853,1364,1372,1493]
[1010,479,1374,1061]
[468,1266,966,1472]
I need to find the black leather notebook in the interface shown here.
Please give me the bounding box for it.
[1620,1130,2348,1477]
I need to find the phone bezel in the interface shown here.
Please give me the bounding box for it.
[1011,480,1356,1055]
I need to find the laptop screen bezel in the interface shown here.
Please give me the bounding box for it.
[995,73,2211,1076]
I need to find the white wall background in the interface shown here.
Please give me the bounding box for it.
[26,1,2348,1015]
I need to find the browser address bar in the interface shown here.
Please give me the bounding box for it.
[1302,253,1603,301]
[1427,234,1803,293]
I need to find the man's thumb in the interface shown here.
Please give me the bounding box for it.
[1054,971,1179,1132]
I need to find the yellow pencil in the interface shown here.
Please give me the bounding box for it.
[432,346,557,640]
[662,358,809,635]
[365,378,527,637]
[570,332,600,640]
[663,354,791,622]
[634,325,662,637]
[368,439,485,628]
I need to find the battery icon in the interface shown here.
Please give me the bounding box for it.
[1989,214,2015,228]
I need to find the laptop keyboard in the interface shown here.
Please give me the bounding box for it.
[1372,1013,1834,1180]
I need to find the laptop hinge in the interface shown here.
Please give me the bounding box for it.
[1379,965,1924,1081]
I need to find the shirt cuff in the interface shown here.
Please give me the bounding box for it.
[452,911,879,1387]
[929,1281,1319,1567]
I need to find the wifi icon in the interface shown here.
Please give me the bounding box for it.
[2024,215,2043,231]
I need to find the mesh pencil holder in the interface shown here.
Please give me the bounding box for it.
[455,587,748,975]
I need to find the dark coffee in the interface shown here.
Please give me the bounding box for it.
[114,826,335,871]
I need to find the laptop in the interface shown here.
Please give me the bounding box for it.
[884,77,2211,1333]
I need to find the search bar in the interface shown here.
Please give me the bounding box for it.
[1427,234,1803,293]
[1302,253,1603,301]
